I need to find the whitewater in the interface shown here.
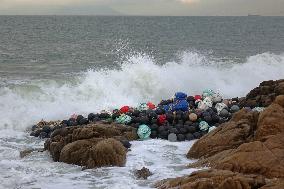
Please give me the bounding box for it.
[0,52,284,189]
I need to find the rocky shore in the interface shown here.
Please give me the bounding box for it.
[26,79,284,188]
[155,79,284,189]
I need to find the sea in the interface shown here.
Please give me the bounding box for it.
[0,16,284,189]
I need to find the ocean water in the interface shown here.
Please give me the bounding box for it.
[0,16,284,189]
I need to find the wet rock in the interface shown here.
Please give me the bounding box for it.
[30,129,41,137]
[87,138,127,168]
[45,123,137,166]
[135,167,153,180]
[155,169,266,189]
[20,148,44,158]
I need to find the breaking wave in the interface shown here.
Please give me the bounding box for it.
[0,51,284,130]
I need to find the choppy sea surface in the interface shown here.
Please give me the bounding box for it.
[0,16,284,189]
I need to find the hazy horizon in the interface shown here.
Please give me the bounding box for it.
[0,0,283,16]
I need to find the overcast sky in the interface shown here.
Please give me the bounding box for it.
[0,0,283,16]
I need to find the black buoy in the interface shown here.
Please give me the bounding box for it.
[177,134,185,141]
[31,125,37,131]
[120,140,132,149]
[179,127,187,134]
[193,132,202,139]
[170,128,179,134]
[150,131,158,139]
[67,118,77,126]
[185,126,196,133]
[88,113,96,121]
[39,132,48,139]
[150,124,158,131]
[79,118,89,125]
[185,133,194,141]
[76,115,84,122]
[42,125,51,133]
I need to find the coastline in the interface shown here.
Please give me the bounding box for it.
[22,79,284,188]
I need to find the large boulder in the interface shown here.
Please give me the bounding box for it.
[86,138,127,168]
[187,109,259,159]
[44,123,137,167]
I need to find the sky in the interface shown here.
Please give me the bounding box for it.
[0,0,284,16]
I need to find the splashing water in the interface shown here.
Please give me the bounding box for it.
[0,52,284,189]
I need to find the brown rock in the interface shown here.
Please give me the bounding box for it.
[45,123,137,167]
[274,82,284,96]
[187,109,258,159]
[256,95,284,140]
[240,80,284,108]
[260,179,284,189]
[135,167,153,180]
[155,169,266,189]
[87,138,127,168]
[20,148,44,158]
[213,133,284,178]
[59,138,101,165]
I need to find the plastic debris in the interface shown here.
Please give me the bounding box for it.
[137,124,151,140]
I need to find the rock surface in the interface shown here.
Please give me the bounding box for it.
[44,123,137,168]
[239,79,284,108]
[187,109,259,159]
[256,95,284,140]
[260,179,284,189]
[20,148,44,158]
[155,169,266,189]
[135,167,153,179]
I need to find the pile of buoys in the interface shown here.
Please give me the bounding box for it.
[30,90,264,142]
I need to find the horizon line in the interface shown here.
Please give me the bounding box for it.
[0,14,283,17]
